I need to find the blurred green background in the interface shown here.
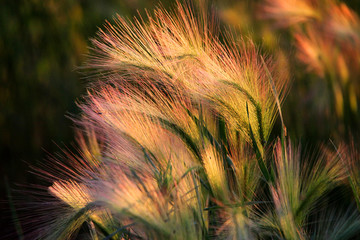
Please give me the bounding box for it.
[1,0,360,238]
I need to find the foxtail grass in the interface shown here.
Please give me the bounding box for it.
[19,1,360,239]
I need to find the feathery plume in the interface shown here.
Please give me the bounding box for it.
[260,0,320,27]
[262,139,346,239]
[25,1,290,239]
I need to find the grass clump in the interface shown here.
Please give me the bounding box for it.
[19,1,360,239]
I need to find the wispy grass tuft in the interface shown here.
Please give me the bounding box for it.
[18,1,360,239]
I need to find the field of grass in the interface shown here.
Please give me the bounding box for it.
[3,0,360,239]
